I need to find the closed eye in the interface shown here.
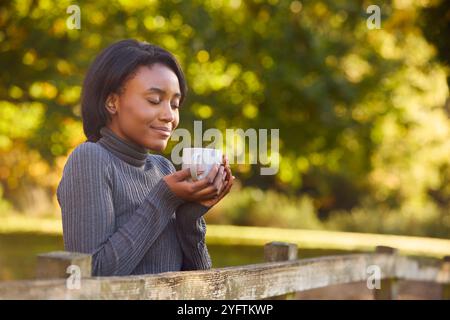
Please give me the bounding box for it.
[147,98,179,109]
[147,99,160,105]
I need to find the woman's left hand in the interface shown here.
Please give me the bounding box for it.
[197,154,234,208]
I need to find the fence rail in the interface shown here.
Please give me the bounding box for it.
[0,242,449,300]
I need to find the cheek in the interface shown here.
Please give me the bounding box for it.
[120,98,156,123]
[139,107,159,123]
[173,110,180,127]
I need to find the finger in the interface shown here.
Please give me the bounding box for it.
[195,166,225,198]
[201,192,220,201]
[190,164,219,192]
[213,166,225,194]
[222,154,228,166]
[223,165,232,182]
[217,172,233,196]
[224,175,235,193]
[174,167,192,181]
[205,164,220,184]
[216,175,234,201]
[195,184,221,199]
[190,177,211,192]
[216,176,225,195]
[221,166,231,187]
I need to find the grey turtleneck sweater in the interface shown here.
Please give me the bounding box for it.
[56,126,212,277]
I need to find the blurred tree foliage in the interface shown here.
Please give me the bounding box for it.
[420,0,450,79]
[0,0,448,236]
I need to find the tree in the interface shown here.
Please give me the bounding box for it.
[0,0,448,224]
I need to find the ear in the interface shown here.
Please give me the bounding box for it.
[105,93,119,115]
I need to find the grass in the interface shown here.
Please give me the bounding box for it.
[2,213,450,259]
[0,213,62,235]
[206,225,450,259]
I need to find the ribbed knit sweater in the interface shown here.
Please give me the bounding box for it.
[56,126,212,277]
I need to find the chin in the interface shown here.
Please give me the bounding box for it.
[147,140,168,152]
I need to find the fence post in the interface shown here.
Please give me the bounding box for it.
[36,251,92,280]
[442,256,450,300]
[264,241,298,299]
[264,241,298,262]
[373,246,398,300]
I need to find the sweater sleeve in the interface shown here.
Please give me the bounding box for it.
[175,202,212,270]
[56,143,185,276]
[153,155,213,270]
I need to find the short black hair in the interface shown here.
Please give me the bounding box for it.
[81,39,188,142]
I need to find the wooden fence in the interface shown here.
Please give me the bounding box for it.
[0,242,449,300]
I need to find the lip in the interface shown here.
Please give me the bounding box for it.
[150,126,171,137]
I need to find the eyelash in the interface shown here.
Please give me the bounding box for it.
[147,99,179,109]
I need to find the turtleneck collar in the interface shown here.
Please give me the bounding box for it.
[97,126,149,168]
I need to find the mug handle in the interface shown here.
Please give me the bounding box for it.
[190,153,202,181]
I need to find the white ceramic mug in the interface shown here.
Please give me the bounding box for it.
[182,148,223,181]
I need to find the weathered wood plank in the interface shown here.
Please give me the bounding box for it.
[264,242,298,299]
[395,256,449,283]
[1,254,448,300]
[0,254,396,300]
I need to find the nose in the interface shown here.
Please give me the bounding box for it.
[159,101,176,123]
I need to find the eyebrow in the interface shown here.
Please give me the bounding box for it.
[146,87,181,98]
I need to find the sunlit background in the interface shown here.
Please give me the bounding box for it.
[0,0,449,282]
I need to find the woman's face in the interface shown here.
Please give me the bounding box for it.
[106,63,181,152]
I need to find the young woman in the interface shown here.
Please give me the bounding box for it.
[57,39,234,277]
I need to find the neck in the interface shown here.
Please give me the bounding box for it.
[97,126,149,167]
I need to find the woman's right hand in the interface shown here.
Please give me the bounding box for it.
[163,164,226,203]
